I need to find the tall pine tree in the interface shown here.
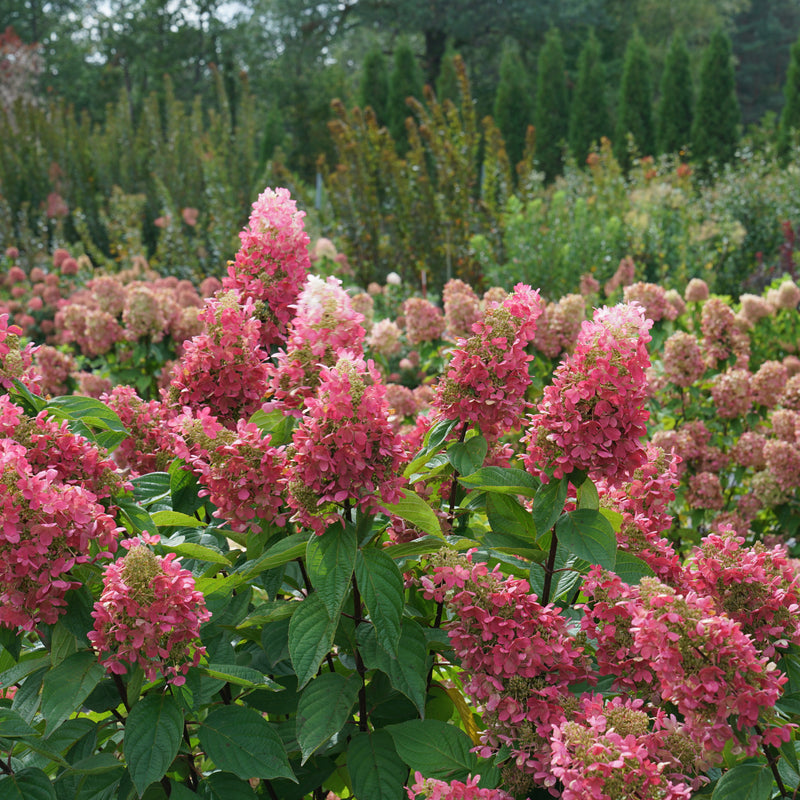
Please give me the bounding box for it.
[436,44,461,105]
[388,39,424,154]
[359,47,390,126]
[691,29,740,168]
[535,28,569,182]
[657,34,693,156]
[614,30,655,169]
[493,39,534,170]
[568,29,611,166]
[778,32,800,156]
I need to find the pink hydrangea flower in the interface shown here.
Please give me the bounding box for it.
[523,303,652,485]
[403,298,446,345]
[368,319,403,358]
[32,344,77,397]
[285,356,407,533]
[223,187,310,349]
[662,332,705,388]
[751,360,789,408]
[684,278,709,303]
[533,294,586,360]
[700,297,750,367]
[434,284,544,441]
[710,368,752,418]
[0,312,36,389]
[623,281,678,322]
[407,773,514,800]
[89,539,211,685]
[443,279,482,340]
[0,439,120,630]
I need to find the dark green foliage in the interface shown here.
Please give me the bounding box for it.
[360,47,390,126]
[492,40,533,170]
[534,28,569,182]
[691,29,741,168]
[436,45,461,106]
[657,34,693,155]
[568,30,611,166]
[614,30,655,169]
[778,33,800,155]
[388,40,425,155]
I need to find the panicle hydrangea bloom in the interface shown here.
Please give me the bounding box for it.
[523,303,652,485]
[763,438,800,492]
[752,469,788,508]
[350,292,374,331]
[74,371,113,399]
[434,284,544,441]
[385,383,419,427]
[684,279,709,303]
[731,431,767,469]
[623,282,678,322]
[739,294,774,325]
[776,279,800,310]
[102,386,178,476]
[443,279,482,340]
[0,313,36,389]
[665,289,686,317]
[166,290,271,426]
[482,287,508,305]
[533,294,586,359]
[223,187,310,349]
[685,471,725,510]
[662,332,705,388]
[407,773,514,800]
[403,297,446,345]
[89,538,211,685]
[174,411,287,534]
[604,256,636,297]
[368,318,403,358]
[268,276,366,411]
[549,694,694,800]
[420,550,590,795]
[779,374,800,411]
[700,297,750,367]
[596,446,683,583]
[579,272,600,296]
[32,344,77,397]
[751,360,789,408]
[0,439,120,629]
[710,368,752,418]
[771,408,800,441]
[682,530,800,658]
[285,356,407,534]
[122,284,171,342]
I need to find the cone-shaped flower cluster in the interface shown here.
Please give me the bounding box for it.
[286,355,406,533]
[407,772,514,800]
[89,537,211,685]
[435,284,544,441]
[524,303,652,485]
[223,187,310,349]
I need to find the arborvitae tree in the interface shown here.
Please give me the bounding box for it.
[535,28,569,182]
[778,32,800,156]
[493,39,533,170]
[657,34,693,156]
[691,29,741,169]
[568,29,611,166]
[359,47,390,126]
[388,39,425,154]
[614,30,655,169]
[436,44,461,105]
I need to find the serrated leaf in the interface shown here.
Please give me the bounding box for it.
[0,707,37,737]
[41,651,106,734]
[358,621,428,716]
[131,472,171,506]
[116,497,158,537]
[151,510,204,529]
[306,523,357,618]
[249,409,295,446]
[458,466,537,497]
[383,537,448,560]
[612,551,654,585]
[403,419,458,478]
[347,730,407,800]
[200,772,258,799]
[447,435,488,477]
[577,480,599,510]
[532,477,568,537]
[0,767,56,799]
[355,549,404,656]
[288,593,337,690]
[200,664,282,689]
[555,509,616,570]
[161,541,232,566]
[45,395,126,432]
[237,533,308,579]
[123,693,184,796]
[381,490,442,538]
[296,672,360,763]
[486,493,537,539]
[387,719,478,781]
[711,761,773,800]
[198,705,295,782]
[0,653,50,689]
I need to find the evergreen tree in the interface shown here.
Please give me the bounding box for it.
[778,32,800,156]
[568,29,611,166]
[388,39,424,154]
[436,44,461,106]
[535,28,569,181]
[691,29,740,168]
[657,34,693,156]
[493,39,534,170]
[359,47,390,126]
[614,30,655,169]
